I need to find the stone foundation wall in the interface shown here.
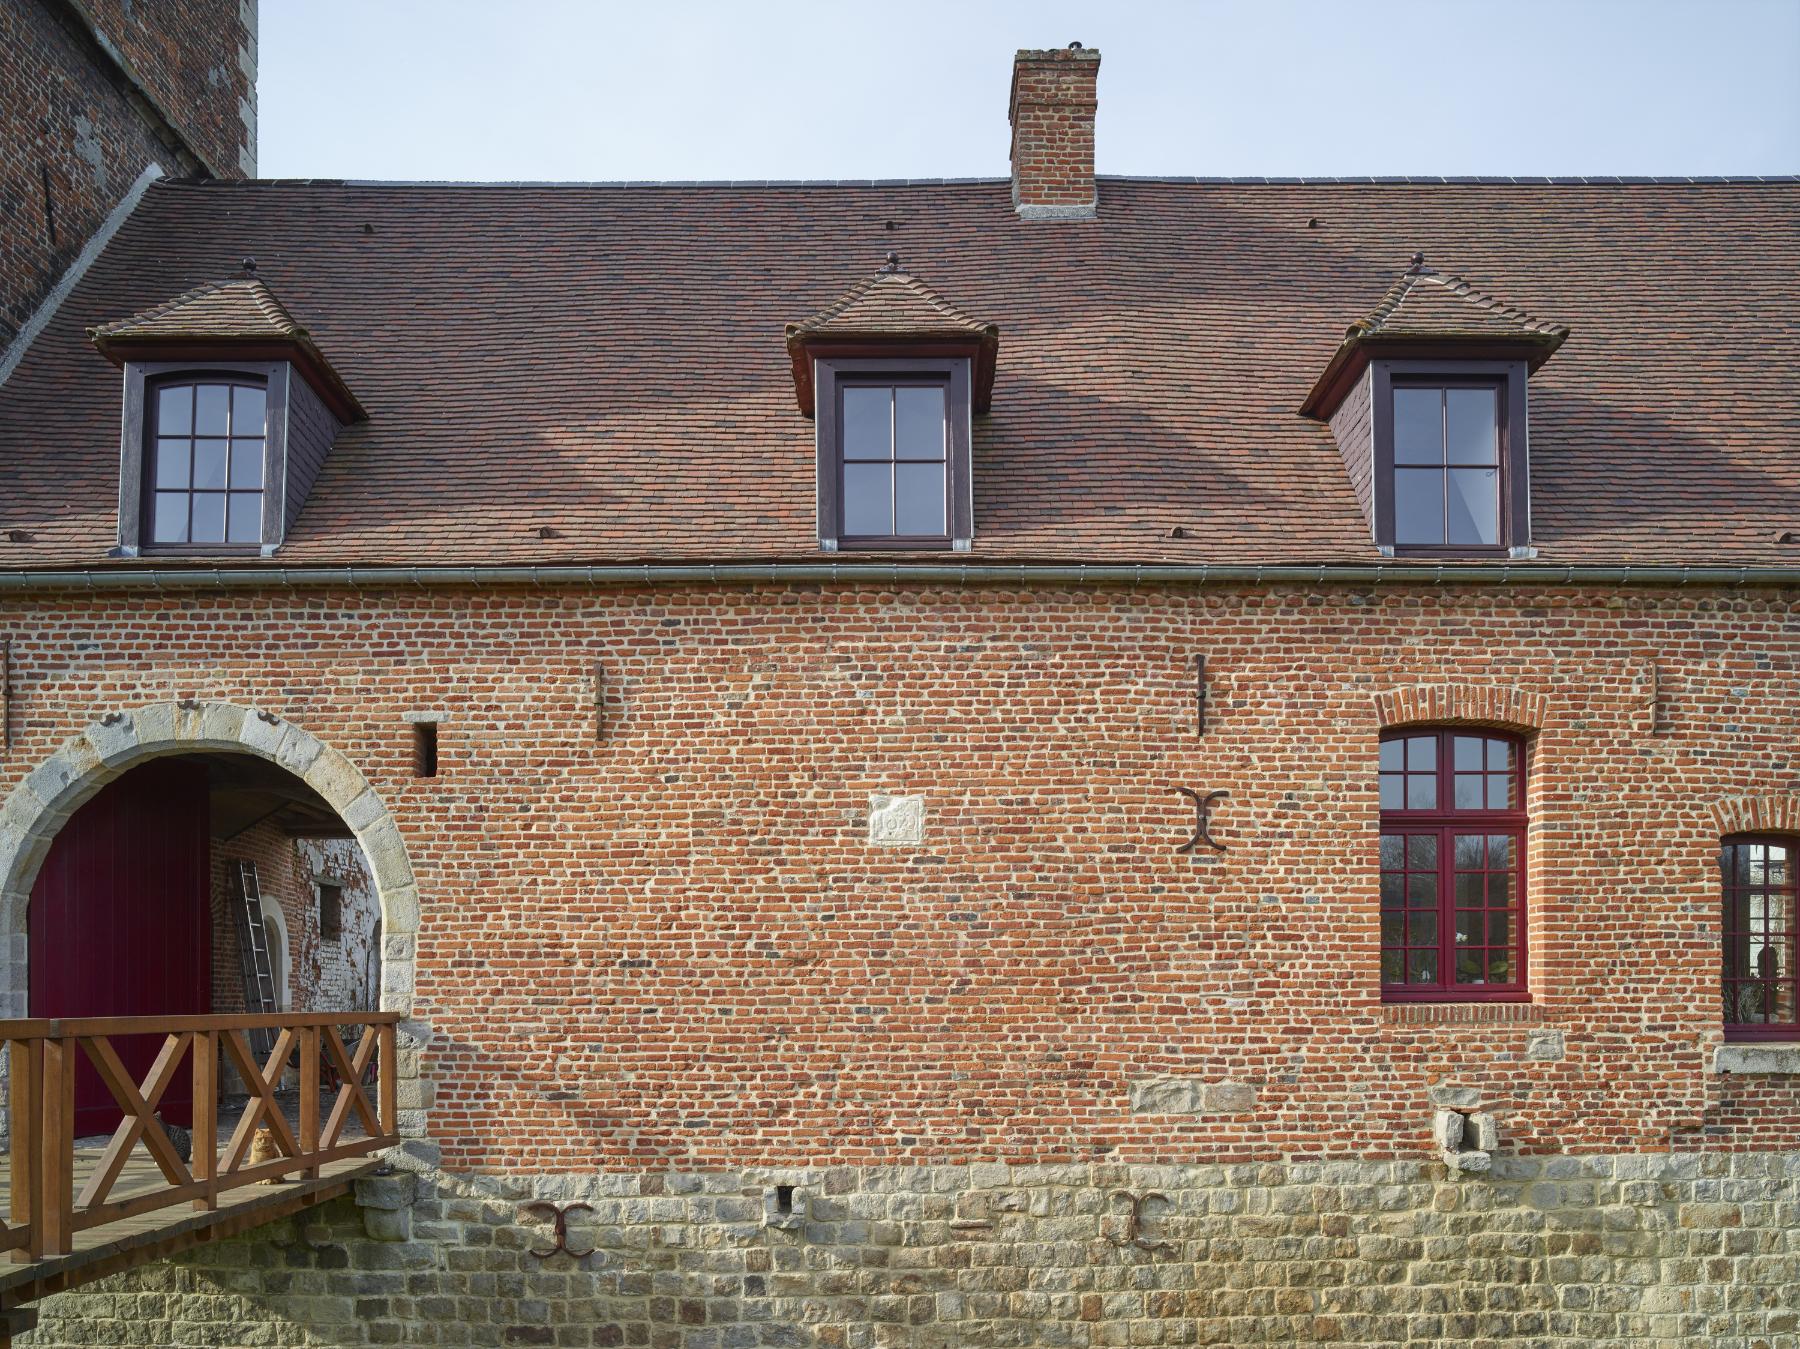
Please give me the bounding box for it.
[20,1152,1800,1346]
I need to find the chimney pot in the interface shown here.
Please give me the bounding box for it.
[1008,46,1100,221]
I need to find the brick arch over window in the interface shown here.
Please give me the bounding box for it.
[0,702,421,1132]
[1710,792,1800,839]
[1373,684,1550,733]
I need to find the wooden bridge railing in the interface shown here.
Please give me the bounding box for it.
[0,1012,401,1260]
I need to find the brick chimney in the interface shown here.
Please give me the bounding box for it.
[1008,44,1101,220]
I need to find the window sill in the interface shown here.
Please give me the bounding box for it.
[1381,1001,1542,1024]
[1713,1043,1800,1075]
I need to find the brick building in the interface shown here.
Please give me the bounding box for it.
[0,25,1798,1349]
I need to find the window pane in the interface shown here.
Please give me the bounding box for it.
[1488,912,1512,946]
[1379,739,1404,772]
[151,493,188,543]
[1454,911,1482,946]
[1408,950,1439,984]
[1380,834,1404,869]
[226,494,261,543]
[1411,913,1438,947]
[230,440,263,489]
[1405,775,1437,810]
[1489,871,1513,906]
[1455,949,1484,984]
[1447,468,1499,545]
[1379,776,1403,810]
[1487,951,1512,984]
[842,462,891,535]
[1767,845,1791,886]
[1381,913,1404,945]
[153,440,190,489]
[1393,388,1443,465]
[1487,836,1513,870]
[1454,834,1485,869]
[1453,736,1485,770]
[894,462,946,536]
[156,385,192,435]
[1454,872,1484,906]
[1381,872,1404,907]
[1382,950,1403,983]
[195,384,229,435]
[193,439,228,489]
[1486,739,1512,772]
[1486,775,1512,810]
[1406,835,1437,869]
[842,387,891,460]
[1407,873,1436,908]
[231,385,266,434]
[894,387,945,461]
[1405,737,1437,771]
[1454,774,1485,810]
[190,492,227,543]
[1394,468,1443,545]
[1445,388,1498,464]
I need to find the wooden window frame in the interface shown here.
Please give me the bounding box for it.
[1371,360,1528,557]
[1721,834,1800,1042]
[1380,727,1530,1003]
[117,360,290,557]
[814,357,973,552]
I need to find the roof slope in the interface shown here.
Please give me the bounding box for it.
[88,274,306,344]
[0,176,1795,568]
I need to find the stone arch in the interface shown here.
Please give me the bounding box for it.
[1372,683,1550,733]
[0,701,420,1127]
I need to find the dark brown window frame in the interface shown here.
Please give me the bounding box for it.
[1371,360,1529,557]
[1379,727,1531,1003]
[117,360,290,557]
[814,357,973,552]
[1721,833,1799,1042]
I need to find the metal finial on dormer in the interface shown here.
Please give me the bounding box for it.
[1409,252,1426,271]
[239,256,258,278]
[881,251,902,273]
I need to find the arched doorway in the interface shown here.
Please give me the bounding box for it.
[0,701,421,1138]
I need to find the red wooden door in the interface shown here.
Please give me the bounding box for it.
[29,760,211,1135]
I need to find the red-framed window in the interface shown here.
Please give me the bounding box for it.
[1722,835,1797,1041]
[1380,727,1528,1001]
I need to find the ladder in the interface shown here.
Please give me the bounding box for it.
[228,859,278,1062]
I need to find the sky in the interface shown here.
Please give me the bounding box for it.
[260,0,1800,181]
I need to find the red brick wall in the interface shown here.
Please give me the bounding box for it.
[0,0,252,346]
[1,581,1795,1172]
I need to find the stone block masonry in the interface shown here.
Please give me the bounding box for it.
[19,1152,1800,1345]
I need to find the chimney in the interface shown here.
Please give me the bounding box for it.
[1008,43,1101,220]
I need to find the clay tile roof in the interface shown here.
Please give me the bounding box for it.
[786,254,1000,413]
[1301,257,1570,418]
[87,268,367,422]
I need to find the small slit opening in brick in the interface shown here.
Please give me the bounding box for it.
[412,721,439,778]
[775,1184,795,1216]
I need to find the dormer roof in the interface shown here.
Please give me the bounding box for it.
[1301,257,1570,419]
[786,255,1000,415]
[88,267,367,422]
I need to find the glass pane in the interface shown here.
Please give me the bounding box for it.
[1454,872,1484,906]
[1487,952,1512,983]
[1381,873,1404,907]
[1380,776,1403,810]
[1486,740,1512,771]
[1767,846,1791,886]
[230,440,263,489]
[1455,774,1485,810]
[226,494,261,543]
[1381,913,1404,945]
[231,385,266,434]
[1489,871,1513,906]
[153,440,190,489]
[156,385,192,435]
[1381,950,1403,983]
[894,387,945,461]
[1445,388,1498,464]
[1486,776,1512,810]
[1411,913,1438,947]
[842,462,892,535]
[1488,912,1511,946]
[1379,740,1404,772]
[1487,836,1513,869]
[1453,736,1485,770]
[1407,835,1437,869]
[1454,834,1485,869]
[1408,950,1439,984]
[189,493,226,543]
[1380,834,1404,870]
[1395,468,1443,545]
[193,439,228,489]
[894,462,946,536]
[1406,736,1437,771]
[1405,775,1437,810]
[194,384,229,435]
[1455,949,1484,984]
[1393,388,1443,465]
[1407,873,1436,908]
[1774,981,1797,1025]
[151,492,188,543]
[1447,468,1499,545]
[1454,912,1482,946]
[842,387,891,460]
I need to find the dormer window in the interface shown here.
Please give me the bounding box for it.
[88,263,365,558]
[1300,256,1567,560]
[147,375,269,547]
[786,254,997,553]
